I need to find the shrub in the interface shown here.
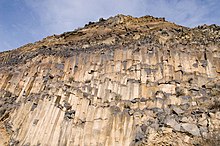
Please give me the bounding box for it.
[115,94,122,101]
[69,77,74,83]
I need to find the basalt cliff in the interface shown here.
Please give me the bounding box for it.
[0,15,220,146]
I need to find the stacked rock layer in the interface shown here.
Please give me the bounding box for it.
[0,15,220,146]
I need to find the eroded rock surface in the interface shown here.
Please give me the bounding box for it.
[0,15,220,146]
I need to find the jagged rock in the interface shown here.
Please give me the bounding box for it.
[64,110,75,120]
[172,106,184,115]
[181,123,201,136]
[63,101,72,110]
[134,132,145,142]
[164,116,181,131]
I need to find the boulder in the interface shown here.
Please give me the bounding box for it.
[164,117,181,131]
[181,123,201,136]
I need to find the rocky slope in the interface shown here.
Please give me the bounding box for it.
[0,14,220,146]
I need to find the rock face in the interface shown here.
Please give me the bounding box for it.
[0,15,220,146]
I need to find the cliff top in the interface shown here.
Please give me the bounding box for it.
[0,15,179,54]
[0,14,220,67]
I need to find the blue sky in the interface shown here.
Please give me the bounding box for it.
[0,0,220,52]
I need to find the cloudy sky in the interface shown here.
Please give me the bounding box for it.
[0,0,220,52]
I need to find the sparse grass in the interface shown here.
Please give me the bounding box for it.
[175,87,185,97]
[210,88,220,97]
[115,94,122,101]
[208,99,220,111]
[68,77,74,83]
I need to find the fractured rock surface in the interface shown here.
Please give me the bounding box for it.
[0,15,220,146]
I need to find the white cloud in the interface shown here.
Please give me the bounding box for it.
[24,0,147,34]
[138,0,218,27]
[24,0,220,36]
[25,0,122,33]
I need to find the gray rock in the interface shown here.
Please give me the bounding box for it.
[199,126,208,137]
[128,109,134,116]
[30,103,38,111]
[164,117,181,131]
[33,119,39,125]
[172,107,184,115]
[64,102,72,110]
[141,124,147,133]
[200,60,208,67]
[64,110,75,120]
[180,103,190,110]
[110,105,121,114]
[4,91,12,97]
[181,123,201,136]
[135,132,145,141]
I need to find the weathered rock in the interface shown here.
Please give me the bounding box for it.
[181,123,201,136]
[64,110,75,120]
[172,106,184,115]
[164,117,181,131]
[0,14,219,146]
